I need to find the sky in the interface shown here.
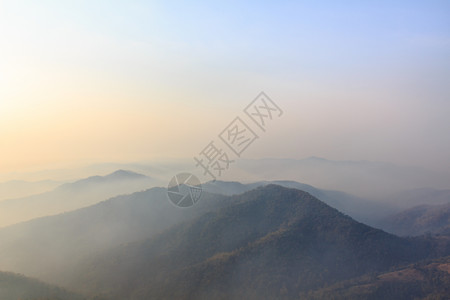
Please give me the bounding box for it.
[1,0,449,179]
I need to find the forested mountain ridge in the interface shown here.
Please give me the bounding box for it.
[302,255,450,300]
[68,185,450,300]
[381,202,450,236]
[0,187,228,284]
[0,170,154,227]
[0,270,88,300]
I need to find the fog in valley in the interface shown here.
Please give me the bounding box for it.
[1,1,449,299]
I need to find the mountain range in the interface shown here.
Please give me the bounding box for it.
[66,185,450,299]
[0,186,229,285]
[0,175,450,299]
[302,255,450,299]
[6,157,449,200]
[203,180,394,226]
[0,270,87,300]
[0,179,62,201]
[0,170,154,227]
[225,158,450,198]
[381,202,450,236]
[0,179,398,285]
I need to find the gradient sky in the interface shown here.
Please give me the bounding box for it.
[1,1,449,178]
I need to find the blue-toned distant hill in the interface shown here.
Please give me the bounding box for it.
[231,157,450,198]
[56,169,147,191]
[0,170,154,227]
[381,202,450,236]
[203,180,394,226]
[1,183,449,299]
[0,187,228,286]
[387,187,450,208]
[0,179,62,201]
[0,179,389,286]
[0,270,88,300]
[67,185,450,300]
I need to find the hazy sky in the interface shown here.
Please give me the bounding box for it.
[1,1,449,178]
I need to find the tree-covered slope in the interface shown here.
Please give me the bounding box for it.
[302,256,450,300]
[0,271,88,300]
[71,185,448,299]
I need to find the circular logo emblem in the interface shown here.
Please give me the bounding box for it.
[167,173,202,207]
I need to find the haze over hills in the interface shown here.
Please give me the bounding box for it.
[66,185,450,300]
[386,188,450,208]
[3,157,449,201]
[0,160,188,184]
[2,0,449,299]
[203,180,395,226]
[57,169,148,191]
[2,159,448,230]
[303,256,450,300]
[0,271,87,300]
[0,170,155,227]
[226,157,450,199]
[0,179,62,201]
[0,182,449,299]
[381,202,450,236]
[0,178,448,286]
[0,178,399,286]
[0,187,228,284]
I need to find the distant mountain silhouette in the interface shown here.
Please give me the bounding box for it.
[381,202,450,236]
[0,179,392,286]
[56,169,147,190]
[0,270,86,300]
[67,185,449,300]
[230,158,450,198]
[203,180,393,226]
[387,188,450,209]
[0,170,154,227]
[0,179,61,201]
[0,187,228,285]
[1,183,449,299]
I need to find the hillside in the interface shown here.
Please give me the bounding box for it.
[302,256,450,300]
[0,187,227,285]
[0,179,61,201]
[231,158,450,198]
[0,270,88,300]
[68,185,449,300]
[381,202,450,236]
[0,179,383,285]
[389,188,450,208]
[204,180,394,225]
[0,170,154,227]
